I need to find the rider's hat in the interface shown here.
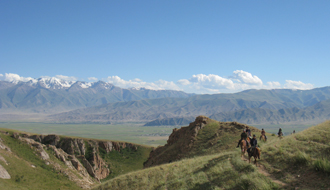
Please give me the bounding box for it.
[253,134,256,137]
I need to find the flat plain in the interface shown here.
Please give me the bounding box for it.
[0,122,176,146]
[0,122,314,147]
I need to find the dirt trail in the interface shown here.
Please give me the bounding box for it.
[241,155,287,187]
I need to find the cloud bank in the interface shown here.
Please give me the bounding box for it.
[0,71,315,94]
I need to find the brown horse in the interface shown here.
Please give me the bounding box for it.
[240,139,248,157]
[260,135,266,142]
[248,147,261,166]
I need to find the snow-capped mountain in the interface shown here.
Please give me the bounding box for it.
[0,78,192,113]
[5,76,96,90]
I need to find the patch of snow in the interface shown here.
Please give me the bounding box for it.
[79,82,92,88]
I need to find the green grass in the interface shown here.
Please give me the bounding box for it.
[99,145,152,181]
[0,122,176,146]
[0,132,81,190]
[94,151,279,190]
[314,159,330,174]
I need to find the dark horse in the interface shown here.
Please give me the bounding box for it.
[248,147,261,166]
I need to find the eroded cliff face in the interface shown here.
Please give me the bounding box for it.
[9,132,138,182]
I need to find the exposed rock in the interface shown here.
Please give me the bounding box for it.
[0,155,8,165]
[58,138,85,155]
[42,134,60,146]
[29,135,44,143]
[144,116,212,168]
[82,157,95,178]
[11,132,20,139]
[18,137,50,160]
[0,164,10,179]
[98,141,114,153]
[21,133,29,138]
[86,142,110,180]
[0,137,11,152]
[99,141,137,152]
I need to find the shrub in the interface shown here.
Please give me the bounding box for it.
[292,151,310,166]
[314,159,330,174]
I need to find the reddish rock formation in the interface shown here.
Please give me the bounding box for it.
[143,116,212,168]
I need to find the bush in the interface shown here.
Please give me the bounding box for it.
[292,151,310,166]
[314,159,330,174]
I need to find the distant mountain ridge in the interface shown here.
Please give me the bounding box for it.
[0,80,193,113]
[49,87,330,124]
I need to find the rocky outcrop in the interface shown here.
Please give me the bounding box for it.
[42,134,60,146]
[0,164,10,179]
[19,137,50,160]
[0,137,11,152]
[58,138,85,155]
[4,132,137,182]
[144,116,212,168]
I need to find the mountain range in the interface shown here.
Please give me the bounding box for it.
[1,78,330,125]
[49,86,330,125]
[0,79,192,113]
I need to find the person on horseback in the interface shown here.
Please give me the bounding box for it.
[278,128,283,136]
[246,126,251,137]
[236,129,249,148]
[248,135,258,157]
[261,128,267,140]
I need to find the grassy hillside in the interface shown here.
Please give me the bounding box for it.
[94,119,330,190]
[94,151,279,190]
[0,131,82,190]
[259,120,330,190]
[0,128,153,189]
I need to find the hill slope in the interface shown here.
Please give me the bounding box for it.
[144,116,261,168]
[0,129,152,189]
[94,118,330,190]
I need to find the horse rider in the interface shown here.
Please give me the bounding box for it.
[261,128,267,140]
[278,128,283,136]
[293,130,295,134]
[246,126,251,137]
[236,129,249,148]
[248,135,258,155]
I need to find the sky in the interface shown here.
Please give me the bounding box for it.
[1,1,329,93]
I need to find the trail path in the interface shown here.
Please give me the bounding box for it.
[241,155,287,187]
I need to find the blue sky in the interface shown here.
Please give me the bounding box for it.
[1,1,329,93]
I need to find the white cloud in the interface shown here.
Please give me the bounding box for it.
[232,70,263,85]
[177,79,191,85]
[54,75,78,81]
[266,81,281,89]
[176,71,265,93]
[283,80,314,90]
[104,76,181,90]
[0,73,35,83]
[88,77,98,81]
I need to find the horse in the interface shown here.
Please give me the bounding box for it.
[240,139,248,157]
[260,135,267,142]
[248,147,261,166]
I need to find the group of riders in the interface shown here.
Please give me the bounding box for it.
[236,126,284,160]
